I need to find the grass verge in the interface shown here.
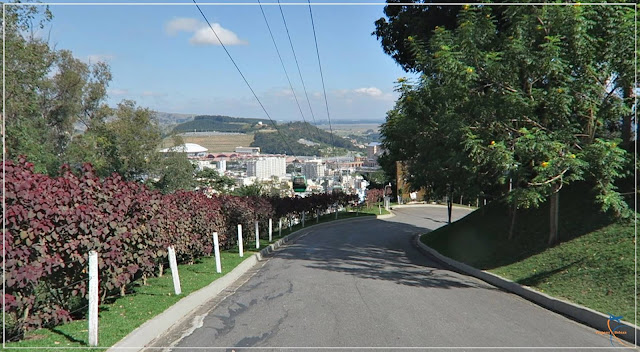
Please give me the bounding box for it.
[5,211,373,351]
[421,182,635,322]
[353,203,390,216]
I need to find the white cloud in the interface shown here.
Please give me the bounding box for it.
[354,87,383,97]
[271,89,295,98]
[190,24,247,46]
[108,89,129,96]
[86,54,115,64]
[165,18,201,35]
[165,17,247,46]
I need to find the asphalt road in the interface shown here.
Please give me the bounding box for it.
[167,205,615,351]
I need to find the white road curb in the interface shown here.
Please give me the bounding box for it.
[413,234,639,345]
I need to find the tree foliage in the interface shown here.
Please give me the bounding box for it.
[252,122,357,155]
[378,4,635,241]
[2,5,164,181]
[195,168,236,194]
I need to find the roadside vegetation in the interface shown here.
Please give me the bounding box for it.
[5,203,370,351]
[377,2,634,321]
[422,182,634,321]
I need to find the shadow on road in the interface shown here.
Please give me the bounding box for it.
[271,218,497,291]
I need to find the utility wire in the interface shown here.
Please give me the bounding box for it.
[191,0,296,157]
[276,0,321,134]
[257,0,317,141]
[306,0,336,159]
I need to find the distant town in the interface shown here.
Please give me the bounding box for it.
[159,140,385,200]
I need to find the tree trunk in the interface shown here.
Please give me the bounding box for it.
[446,194,453,224]
[158,263,164,277]
[622,84,634,151]
[508,203,517,240]
[120,285,126,297]
[548,185,560,245]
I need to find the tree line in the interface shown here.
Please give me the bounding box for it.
[2,5,201,193]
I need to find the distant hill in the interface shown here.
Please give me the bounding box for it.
[313,118,385,125]
[167,114,370,155]
[172,115,268,134]
[153,112,197,126]
[251,121,360,156]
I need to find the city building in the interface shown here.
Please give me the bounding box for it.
[396,161,426,203]
[194,160,217,171]
[218,160,227,173]
[159,143,208,158]
[302,160,325,180]
[366,142,382,159]
[235,146,261,155]
[247,157,286,180]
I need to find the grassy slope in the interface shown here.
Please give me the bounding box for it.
[422,183,635,321]
[161,134,255,153]
[7,211,373,351]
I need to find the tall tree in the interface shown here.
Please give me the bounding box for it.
[379,4,634,243]
[2,3,114,175]
[373,0,466,72]
[2,4,57,173]
[195,168,236,194]
[100,100,163,180]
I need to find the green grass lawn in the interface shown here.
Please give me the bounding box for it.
[5,210,372,351]
[352,203,391,215]
[421,182,635,322]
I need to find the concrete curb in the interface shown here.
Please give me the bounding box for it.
[108,214,376,351]
[392,203,477,211]
[413,234,639,345]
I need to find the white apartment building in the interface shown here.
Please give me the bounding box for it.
[302,160,325,180]
[218,160,227,173]
[247,157,286,180]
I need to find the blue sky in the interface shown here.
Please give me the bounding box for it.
[37,0,412,121]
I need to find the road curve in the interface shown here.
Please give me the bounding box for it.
[166,205,614,351]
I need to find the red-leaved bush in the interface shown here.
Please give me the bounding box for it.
[1,157,357,340]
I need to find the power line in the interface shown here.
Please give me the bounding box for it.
[191,0,296,157]
[276,0,320,132]
[306,0,336,158]
[257,0,317,141]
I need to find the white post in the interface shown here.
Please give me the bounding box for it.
[88,251,98,347]
[379,204,382,215]
[279,218,282,237]
[302,212,305,227]
[255,220,260,249]
[167,246,181,295]
[237,224,243,257]
[269,218,273,242]
[213,232,221,273]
